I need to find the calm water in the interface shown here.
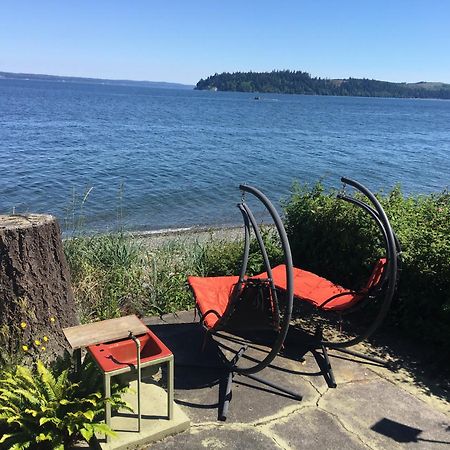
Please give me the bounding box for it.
[1,78,449,233]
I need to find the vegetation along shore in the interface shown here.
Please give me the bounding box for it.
[60,182,449,366]
[196,70,450,99]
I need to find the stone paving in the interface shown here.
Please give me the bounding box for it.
[144,311,449,450]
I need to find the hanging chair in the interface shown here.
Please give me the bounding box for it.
[188,184,300,420]
[255,177,401,387]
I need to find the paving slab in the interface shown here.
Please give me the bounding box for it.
[144,319,314,423]
[282,326,384,393]
[153,426,277,449]
[269,408,367,450]
[95,381,190,450]
[320,378,450,449]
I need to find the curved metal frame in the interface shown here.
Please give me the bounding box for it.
[318,177,400,349]
[204,184,294,376]
[233,184,294,374]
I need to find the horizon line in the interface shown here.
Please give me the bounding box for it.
[1,69,448,88]
[0,69,195,87]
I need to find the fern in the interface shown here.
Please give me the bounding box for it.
[0,357,127,449]
[36,361,58,402]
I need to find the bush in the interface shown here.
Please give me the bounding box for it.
[283,181,450,358]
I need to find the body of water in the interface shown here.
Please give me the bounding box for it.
[1,78,449,233]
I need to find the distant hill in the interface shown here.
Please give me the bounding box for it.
[0,71,193,90]
[195,70,450,99]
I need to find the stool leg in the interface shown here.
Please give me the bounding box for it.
[105,373,112,443]
[74,348,82,381]
[167,357,174,420]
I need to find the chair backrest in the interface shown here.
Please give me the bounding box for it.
[365,258,387,292]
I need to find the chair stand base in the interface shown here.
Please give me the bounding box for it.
[309,344,394,389]
[218,346,302,421]
[320,344,337,388]
[330,346,392,367]
[310,327,337,388]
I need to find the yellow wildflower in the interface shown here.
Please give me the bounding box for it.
[22,345,29,352]
[20,322,27,329]
[41,346,46,351]
[34,340,41,346]
[43,336,49,342]
[50,317,56,323]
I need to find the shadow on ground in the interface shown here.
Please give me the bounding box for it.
[143,310,449,450]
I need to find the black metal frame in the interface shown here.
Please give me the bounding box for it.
[299,177,401,387]
[189,178,400,416]
[192,184,301,420]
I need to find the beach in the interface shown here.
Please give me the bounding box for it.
[132,224,245,248]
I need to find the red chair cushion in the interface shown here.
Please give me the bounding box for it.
[188,275,239,328]
[261,265,356,311]
[188,259,387,325]
[256,259,386,311]
[365,258,386,290]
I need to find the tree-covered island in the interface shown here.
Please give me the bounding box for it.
[195,70,450,99]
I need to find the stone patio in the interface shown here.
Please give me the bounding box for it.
[139,311,449,449]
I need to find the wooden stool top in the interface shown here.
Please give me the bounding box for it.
[63,314,149,350]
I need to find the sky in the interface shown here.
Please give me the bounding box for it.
[1,0,449,85]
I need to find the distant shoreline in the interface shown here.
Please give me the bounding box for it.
[0,70,194,90]
[196,70,450,100]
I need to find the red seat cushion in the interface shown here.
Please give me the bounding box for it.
[188,275,239,328]
[188,259,387,324]
[256,259,386,311]
[365,258,386,290]
[260,265,356,311]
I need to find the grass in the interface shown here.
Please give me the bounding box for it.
[63,232,235,322]
[64,233,197,322]
[63,227,283,323]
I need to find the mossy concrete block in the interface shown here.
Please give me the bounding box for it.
[96,382,190,450]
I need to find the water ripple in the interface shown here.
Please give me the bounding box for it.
[1,79,449,232]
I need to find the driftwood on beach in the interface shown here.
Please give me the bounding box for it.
[0,214,78,361]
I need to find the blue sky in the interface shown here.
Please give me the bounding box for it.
[1,0,449,85]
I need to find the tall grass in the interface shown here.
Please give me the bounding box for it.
[65,234,194,322]
[64,227,283,323]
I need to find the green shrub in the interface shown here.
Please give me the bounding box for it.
[283,181,450,358]
[0,356,130,449]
